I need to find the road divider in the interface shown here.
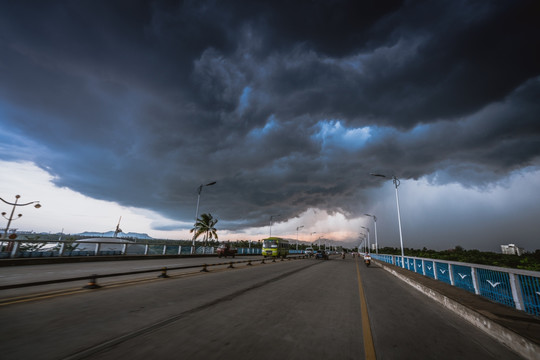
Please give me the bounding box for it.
[0,255,308,291]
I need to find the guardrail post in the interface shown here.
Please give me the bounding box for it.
[84,274,101,289]
[94,242,101,256]
[9,240,20,258]
[471,266,480,295]
[144,244,149,255]
[178,245,182,255]
[121,243,127,255]
[448,264,455,286]
[162,245,167,255]
[509,273,525,311]
[158,267,170,278]
[58,242,66,257]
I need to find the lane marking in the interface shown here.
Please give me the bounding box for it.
[355,257,377,360]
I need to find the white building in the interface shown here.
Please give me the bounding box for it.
[500,244,524,256]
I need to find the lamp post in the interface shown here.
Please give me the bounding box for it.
[1,195,41,253]
[364,214,378,254]
[360,226,370,254]
[296,225,304,250]
[192,181,216,254]
[371,173,405,267]
[359,233,366,254]
[269,214,280,237]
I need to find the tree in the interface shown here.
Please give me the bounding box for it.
[190,213,218,246]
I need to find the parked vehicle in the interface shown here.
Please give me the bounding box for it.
[217,243,237,258]
[262,237,289,258]
[315,250,329,260]
[305,247,315,257]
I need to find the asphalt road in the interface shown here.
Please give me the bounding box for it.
[0,256,523,359]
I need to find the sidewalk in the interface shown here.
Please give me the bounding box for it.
[375,260,540,360]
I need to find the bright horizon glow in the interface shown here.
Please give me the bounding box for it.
[1,160,539,251]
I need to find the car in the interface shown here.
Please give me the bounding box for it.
[315,250,329,260]
[305,247,315,257]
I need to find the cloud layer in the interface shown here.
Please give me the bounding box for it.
[1,1,539,247]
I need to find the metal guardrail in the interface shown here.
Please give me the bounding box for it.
[371,253,540,317]
[0,255,306,291]
[0,239,269,258]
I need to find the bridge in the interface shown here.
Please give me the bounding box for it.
[0,255,538,359]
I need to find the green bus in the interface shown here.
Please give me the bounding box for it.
[262,237,290,258]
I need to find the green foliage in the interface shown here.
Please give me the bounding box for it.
[380,246,540,271]
[190,213,218,245]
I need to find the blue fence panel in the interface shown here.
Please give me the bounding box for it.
[396,256,403,267]
[452,264,475,293]
[518,274,540,317]
[415,259,423,274]
[435,262,452,284]
[476,268,515,308]
[379,255,393,264]
[424,260,435,279]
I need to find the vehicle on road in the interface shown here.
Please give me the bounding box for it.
[217,243,237,258]
[262,237,289,258]
[315,250,329,260]
[364,253,371,267]
[305,247,315,257]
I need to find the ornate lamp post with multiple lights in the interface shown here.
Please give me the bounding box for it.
[192,181,216,254]
[1,195,41,253]
[370,173,405,267]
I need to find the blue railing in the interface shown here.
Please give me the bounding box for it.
[372,253,540,317]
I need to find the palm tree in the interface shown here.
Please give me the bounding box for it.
[190,213,218,246]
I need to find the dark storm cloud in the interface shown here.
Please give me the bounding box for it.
[1,1,539,233]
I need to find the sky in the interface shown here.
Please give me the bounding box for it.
[1,0,539,252]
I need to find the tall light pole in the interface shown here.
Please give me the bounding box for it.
[364,214,378,254]
[1,195,41,253]
[359,234,366,253]
[296,225,304,250]
[192,181,216,254]
[360,226,370,253]
[371,173,405,267]
[269,214,280,237]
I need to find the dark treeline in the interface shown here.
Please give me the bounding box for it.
[378,246,540,271]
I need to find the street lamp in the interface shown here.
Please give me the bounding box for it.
[192,181,216,254]
[1,195,41,253]
[296,225,304,250]
[360,226,370,253]
[371,173,405,267]
[269,214,280,237]
[364,214,378,254]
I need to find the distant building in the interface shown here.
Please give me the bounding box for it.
[500,244,524,256]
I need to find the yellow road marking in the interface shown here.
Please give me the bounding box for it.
[355,257,377,360]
